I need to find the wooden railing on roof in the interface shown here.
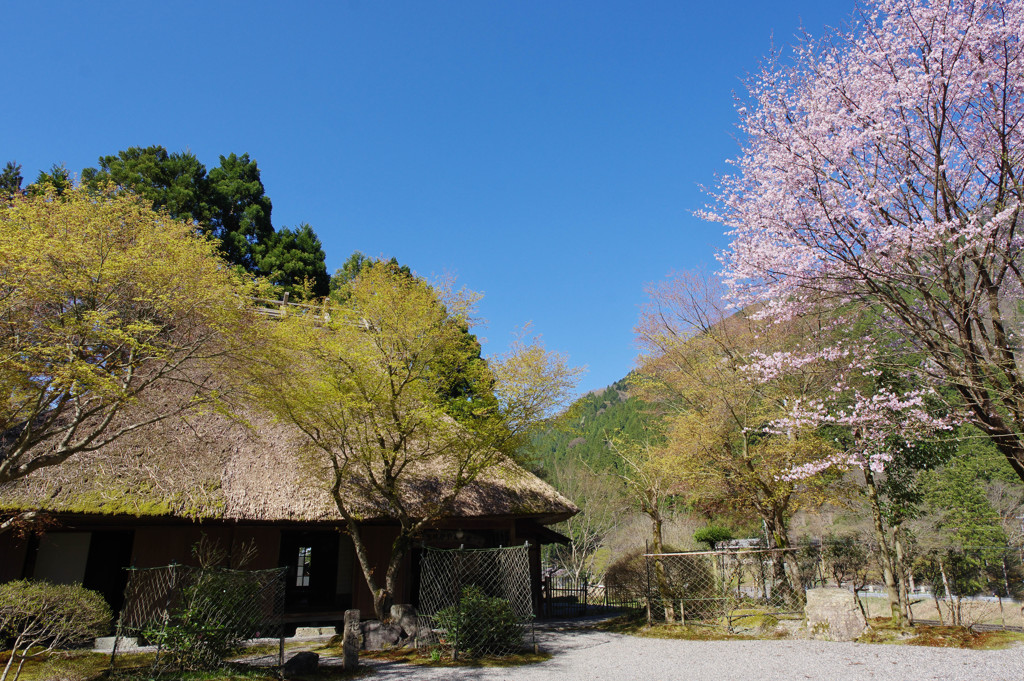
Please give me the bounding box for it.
[250,292,326,319]
[250,293,368,328]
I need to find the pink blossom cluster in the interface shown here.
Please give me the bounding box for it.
[707,0,1024,319]
[705,0,1023,477]
[743,330,956,478]
[777,384,954,479]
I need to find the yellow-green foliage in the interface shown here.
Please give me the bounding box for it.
[248,263,580,618]
[0,581,111,681]
[0,185,259,487]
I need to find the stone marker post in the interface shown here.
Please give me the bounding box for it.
[343,609,360,669]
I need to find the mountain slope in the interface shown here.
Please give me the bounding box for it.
[529,377,651,476]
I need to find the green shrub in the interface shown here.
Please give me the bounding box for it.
[694,525,734,550]
[822,534,869,589]
[0,581,111,681]
[144,568,266,671]
[434,585,522,657]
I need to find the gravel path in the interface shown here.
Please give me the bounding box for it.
[347,621,1024,681]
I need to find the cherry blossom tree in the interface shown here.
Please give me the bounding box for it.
[710,0,1024,482]
[634,272,849,606]
[754,324,956,624]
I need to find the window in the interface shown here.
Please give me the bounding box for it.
[296,546,312,587]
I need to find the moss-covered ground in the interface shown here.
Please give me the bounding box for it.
[856,618,1024,650]
[598,612,1024,649]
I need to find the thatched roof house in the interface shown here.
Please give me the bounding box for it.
[0,396,576,623]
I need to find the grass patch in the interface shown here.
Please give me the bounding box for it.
[858,618,1024,650]
[0,651,109,681]
[353,646,550,668]
[0,649,368,681]
[599,613,1024,649]
[596,614,756,641]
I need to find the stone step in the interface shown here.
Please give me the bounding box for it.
[94,636,144,653]
[292,626,338,638]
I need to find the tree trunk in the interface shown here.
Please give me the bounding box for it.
[773,510,805,605]
[345,517,390,620]
[763,513,801,608]
[938,557,957,627]
[0,640,18,681]
[893,528,913,625]
[931,590,944,626]
[863,468,903,626]
[648,506,677,623]
[382,533,412,620]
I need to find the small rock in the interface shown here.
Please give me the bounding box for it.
[283,651,319,675]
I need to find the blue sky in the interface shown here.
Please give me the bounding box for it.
[3,1,856,396]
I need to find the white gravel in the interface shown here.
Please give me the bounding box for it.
[353,622,1024,681]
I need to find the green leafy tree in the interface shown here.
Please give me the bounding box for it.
[921,459,1009,549]
[330,251,412,302]
[0,185,257,524]
[634,272,844,606]
[249,265,580,618]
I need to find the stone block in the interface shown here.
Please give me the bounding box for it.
[94,636,139,652]
[805,587,867,642]
[293,626,337,638]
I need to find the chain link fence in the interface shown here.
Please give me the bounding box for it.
[617,548,809,629]
[610,544,1024,633]
[108,565,286,677]
[904,547,1024,629]
[417,544,535,659]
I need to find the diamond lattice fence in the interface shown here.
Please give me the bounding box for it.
[417,544,534,659]
[109,565,286,677]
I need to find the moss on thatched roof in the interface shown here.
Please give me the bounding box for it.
[0,388,576,525]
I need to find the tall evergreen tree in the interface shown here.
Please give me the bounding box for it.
[82,146,211,227]
[206,152,274,272]
[255,223,330,298]
[30,164,71,196]
[83,147,328,288]
[0,161,23,198]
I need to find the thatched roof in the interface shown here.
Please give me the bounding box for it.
[0,387,577,525]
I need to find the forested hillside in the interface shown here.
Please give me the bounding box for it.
[528,377,650,476]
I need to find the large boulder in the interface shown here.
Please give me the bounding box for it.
[805,588,867,642]
[360,619,403,650]
[391,604,419,640]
